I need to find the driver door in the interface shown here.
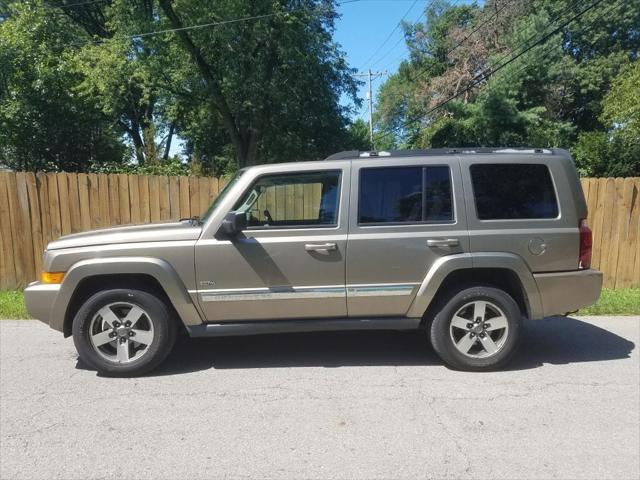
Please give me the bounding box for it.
[194,165,350,322]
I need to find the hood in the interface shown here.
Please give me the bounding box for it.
[47,221,202,250]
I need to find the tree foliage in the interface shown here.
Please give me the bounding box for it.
[375,0,640,176]
[0,0,360,172]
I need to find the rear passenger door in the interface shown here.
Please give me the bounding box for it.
[345,157,469,318]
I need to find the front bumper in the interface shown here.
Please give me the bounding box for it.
[534,268,603,317]
[24,282,62,330]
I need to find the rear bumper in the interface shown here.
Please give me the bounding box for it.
[534,269,603,317]
[24,282,62,331]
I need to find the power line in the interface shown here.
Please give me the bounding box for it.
[378,0,608,141]
[359,0,420,69]
[502,0,621,83]
[369,0,435,69]
[445,0,514,58]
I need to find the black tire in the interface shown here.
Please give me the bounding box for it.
[429,286,522,371]
[72,289,177,377]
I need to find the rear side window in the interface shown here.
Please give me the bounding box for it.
[470,164,558,220]
[359,166,453,224]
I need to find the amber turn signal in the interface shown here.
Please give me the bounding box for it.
[41,271,65,284]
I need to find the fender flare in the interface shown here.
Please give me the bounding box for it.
[406,252,543,319]
[50,257,203,333]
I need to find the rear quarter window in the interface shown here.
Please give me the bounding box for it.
[470,164,559,220]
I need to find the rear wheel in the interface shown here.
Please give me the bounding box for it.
[429,286,522,371]
[72,289,177,376]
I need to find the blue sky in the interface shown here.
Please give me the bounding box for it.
[334,0,428,120]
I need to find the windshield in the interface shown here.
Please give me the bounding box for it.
[200,170,244,222]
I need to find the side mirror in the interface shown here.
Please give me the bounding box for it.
[218,211,247,238]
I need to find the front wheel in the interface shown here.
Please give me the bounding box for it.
[429,286,522,371]
[72,289,177,376]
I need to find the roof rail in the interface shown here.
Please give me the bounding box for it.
[323,148,554,160]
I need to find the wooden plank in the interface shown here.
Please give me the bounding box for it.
[25,173,44,277]
[77,174,91,231]
[275,184,285,221]
[199,177,210,215]
[6,173,23,285]
[47,173,62,241]
[37,173,53,247]
[303,184,313,220]
[615,178,636,288]
[159,176,171,220]
[148,175,160,222]
[189,176,200,217]
[266,184,276,222]
[57,173,72,235]
[285,184,294,221]
[128,175,141,224]
[257,184,266,222]
[108,174,121,226]
[98,173,110,228]
[590,179,606,269]
[0,174,16,288]
[169,176,180,219]
[67,174,82,233]
[605,178,625,288]
[209,177,219,205]
[15,173,36,284]
[586,178,598,227]
[294,183,304,220]
[138,175,150,223]
[118,174,131,225]
[597,179,617,287]
[312,182,322,219]
[87,173,100,229]
[179,176,190,219]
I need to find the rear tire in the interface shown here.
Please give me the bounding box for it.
[429,286,522,371]
[72,289,177,377]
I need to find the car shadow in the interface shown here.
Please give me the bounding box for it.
[119,316,635,377]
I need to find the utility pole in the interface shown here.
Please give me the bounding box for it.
[353,69,387,150]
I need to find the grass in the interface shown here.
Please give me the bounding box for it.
[577,288,640,315]
[0,290,30,319]
[0,287,638,320]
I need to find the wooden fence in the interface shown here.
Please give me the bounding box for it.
[0,172,638,289]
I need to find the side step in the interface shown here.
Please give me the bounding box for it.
[186,317,422,338]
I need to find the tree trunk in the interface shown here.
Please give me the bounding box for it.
[163,123,175,160]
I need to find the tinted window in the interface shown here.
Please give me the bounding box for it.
[359,166,453,224]
[470,164,558,220]
[233,171,340,228]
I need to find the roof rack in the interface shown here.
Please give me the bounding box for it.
[324,148,553,160]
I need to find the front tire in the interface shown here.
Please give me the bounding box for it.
[429,286,522,371]
[72,289,177,376]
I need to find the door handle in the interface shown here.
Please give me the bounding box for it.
[427,238,459,248]
[305,242,337,252]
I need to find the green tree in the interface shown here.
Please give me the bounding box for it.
[0,2,125,171]
[157,0,358,168]
[573,63,640,177]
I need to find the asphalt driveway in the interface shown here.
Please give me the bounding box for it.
[1,316,638,480]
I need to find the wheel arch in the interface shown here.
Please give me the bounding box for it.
[52,257,203,337]
[407,253,544,321]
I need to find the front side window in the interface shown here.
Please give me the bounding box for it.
[233,170,341,228]
[358,165,453,224]
[470,164,559,220]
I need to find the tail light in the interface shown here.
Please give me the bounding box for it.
[579,219,592,269]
